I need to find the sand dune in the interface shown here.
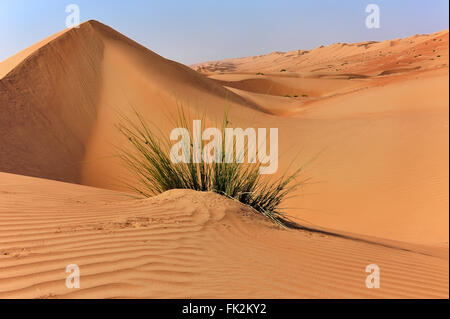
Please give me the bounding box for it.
[0,173,447,298]
[0,22,104,183]
[192,30,449,76]
[0,21,261,186]
[0,21,448,298]
[191,31,450,247]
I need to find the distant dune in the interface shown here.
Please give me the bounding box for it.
[0,21,448,298]
[192,30,449,76]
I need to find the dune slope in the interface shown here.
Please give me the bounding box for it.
[0,22,103,183]
[0,20,260,186]
[0,173,448,299]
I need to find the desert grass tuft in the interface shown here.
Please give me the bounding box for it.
[117,108,306,227]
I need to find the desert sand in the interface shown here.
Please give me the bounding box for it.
[0,172,448,298]
[0,20,448,298]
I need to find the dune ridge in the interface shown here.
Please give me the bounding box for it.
[192,30,449,76]
[0,20,263,186]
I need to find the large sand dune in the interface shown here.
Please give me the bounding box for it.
[0,21,259,186]
[0,21,448,298]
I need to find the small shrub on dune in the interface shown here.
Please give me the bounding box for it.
[118,109,306,227]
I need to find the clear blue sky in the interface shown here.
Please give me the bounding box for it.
[0,0,448,65]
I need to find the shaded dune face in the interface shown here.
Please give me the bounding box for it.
[212,78,311,97]
[0,23,104,183]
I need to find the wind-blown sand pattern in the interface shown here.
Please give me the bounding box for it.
[0,173,448,298]
[0,21,448,298]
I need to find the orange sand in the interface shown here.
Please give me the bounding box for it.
[0,172,447,298]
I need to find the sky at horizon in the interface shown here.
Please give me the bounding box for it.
[0,0,449,65]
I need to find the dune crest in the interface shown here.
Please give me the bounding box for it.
[0,20,263,186]
[192,30,449,76]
